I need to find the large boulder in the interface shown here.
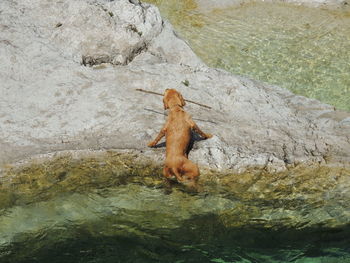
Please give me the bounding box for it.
[0,0,349,172]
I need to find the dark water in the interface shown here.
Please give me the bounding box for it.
[2,220,350,263]
[1,188,350,263]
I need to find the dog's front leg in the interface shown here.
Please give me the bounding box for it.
[192,123,212,139]
[148,127,166,147]
[186,115,212,139]
[189,120,212,139]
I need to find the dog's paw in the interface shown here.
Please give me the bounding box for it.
[148,141,157,147]
[205,133,213,139]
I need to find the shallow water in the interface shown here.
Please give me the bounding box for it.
[1,186,350,263]
[147,0,350,111]
[1,154,350,262]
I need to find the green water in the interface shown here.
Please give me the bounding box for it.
[1,187,350,263]
[1,185,350,263]
[1,154,350,262]
[147,0,350,111]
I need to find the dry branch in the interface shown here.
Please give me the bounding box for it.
[135,88,212,109]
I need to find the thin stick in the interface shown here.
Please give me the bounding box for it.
[136,89,163,97]
[135,88,212,109]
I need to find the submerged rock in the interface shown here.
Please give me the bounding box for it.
[0,152,350,261]
[0,0,350,257]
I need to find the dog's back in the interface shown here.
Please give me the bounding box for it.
[148,89,212,183]
[165,107,191,157]
[164,106,200,181]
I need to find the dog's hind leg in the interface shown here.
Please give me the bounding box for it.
[164,166,182,181]
[163,166,172,179]
[172,167,184,182]
[182,160,200,181]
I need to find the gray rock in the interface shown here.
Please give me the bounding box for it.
[0,0,349,172]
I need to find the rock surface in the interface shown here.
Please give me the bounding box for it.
[1,0,350,172]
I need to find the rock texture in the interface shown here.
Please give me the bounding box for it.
[1,0,350,173]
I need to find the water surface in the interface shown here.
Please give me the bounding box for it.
[147,0,350,111]
[1,154,350,262]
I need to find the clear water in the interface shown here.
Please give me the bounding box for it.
[1,186,350,263]
[1,154,350,262]
[147,0,350,111]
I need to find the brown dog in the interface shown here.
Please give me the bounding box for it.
[148,89,212,183]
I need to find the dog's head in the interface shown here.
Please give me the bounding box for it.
[163,89,186,110]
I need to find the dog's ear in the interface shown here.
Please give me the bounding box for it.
[163,97,169,110]
[163,89,169,110]
[179,93,186,107]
